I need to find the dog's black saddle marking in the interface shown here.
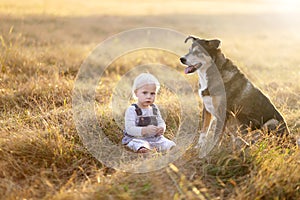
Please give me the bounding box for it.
[201,88,210,96]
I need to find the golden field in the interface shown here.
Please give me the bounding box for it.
[0,0,300,199]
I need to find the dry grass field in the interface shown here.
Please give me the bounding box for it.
[1,0,300,199]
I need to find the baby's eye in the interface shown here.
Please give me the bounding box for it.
[143,91,148,95]
[151,92,156,95]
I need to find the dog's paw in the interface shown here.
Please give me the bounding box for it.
[195,133,206,149]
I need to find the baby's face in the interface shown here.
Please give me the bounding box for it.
[135,84,157,108]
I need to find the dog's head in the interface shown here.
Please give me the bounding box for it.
[180,36,221,74]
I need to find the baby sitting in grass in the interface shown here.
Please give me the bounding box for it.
[122,73,176,153]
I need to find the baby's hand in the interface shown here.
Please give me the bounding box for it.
[142,125,158,137]
[156,127,164,136]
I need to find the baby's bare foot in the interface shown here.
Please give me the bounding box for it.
[137,147,150,153]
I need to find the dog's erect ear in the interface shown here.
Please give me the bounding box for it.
[208,39,221,49]
[184,35,198,43]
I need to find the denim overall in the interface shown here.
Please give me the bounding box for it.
[122,104,158,145]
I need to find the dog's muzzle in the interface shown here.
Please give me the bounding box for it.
[180,57,201,74]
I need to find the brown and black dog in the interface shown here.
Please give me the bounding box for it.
[180,36,290,157]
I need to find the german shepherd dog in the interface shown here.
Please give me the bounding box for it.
[180,36,289,157]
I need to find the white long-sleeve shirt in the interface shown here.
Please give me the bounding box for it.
[124,104,166,137]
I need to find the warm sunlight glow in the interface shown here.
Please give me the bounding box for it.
[264,0,300,13]
[1,0,299,16]
[280,0,299,12]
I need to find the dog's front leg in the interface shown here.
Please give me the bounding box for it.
[201,107,211,133]
[198,96,226,158]
[196,107,211,148]
[198,115,221,158]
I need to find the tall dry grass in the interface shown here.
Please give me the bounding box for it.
[1,0,300,199]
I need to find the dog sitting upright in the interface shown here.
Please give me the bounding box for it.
[180,36,289,157]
